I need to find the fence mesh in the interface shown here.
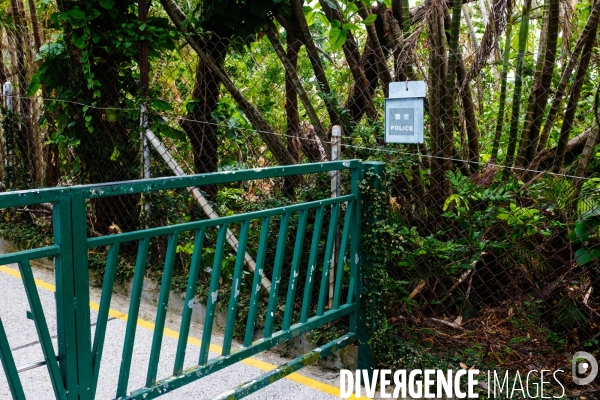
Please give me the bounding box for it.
[1,0,600,393]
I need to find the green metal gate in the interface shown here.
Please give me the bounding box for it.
[0,160,380,399]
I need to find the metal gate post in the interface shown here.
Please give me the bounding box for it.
[53,196,81,399]
[356,162,384,376]
[71,190,93,398]
[53,191,93,399]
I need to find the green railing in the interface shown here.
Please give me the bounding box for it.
[0,160,379,399]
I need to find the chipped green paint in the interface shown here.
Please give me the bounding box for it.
[0,160,376,400]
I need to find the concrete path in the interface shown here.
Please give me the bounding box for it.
[0,263,344,399]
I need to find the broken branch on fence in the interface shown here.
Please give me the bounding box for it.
[441,269,473,302]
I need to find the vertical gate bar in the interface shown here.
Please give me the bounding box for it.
[348,165,361,311]
[282,210,308,331]
[243,217,271,347]
[70,191,93,398]
[174,228,206,375]
[300,205,325,323]
[117,237,150,397]
[90,243,121,397]
[222,220,250,356]
[263,212,290,338]
[199,224,228,365]
[53,197,79,399]
[333,201,353,309]
[0,317,26,400]
[317,204,340,316]
[18,260,66,399]
[146,232,180,386]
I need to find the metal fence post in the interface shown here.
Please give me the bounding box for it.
[356,161,384,377]
[3,81,14,188]
[329,125,341,308]
[141,105,151,217]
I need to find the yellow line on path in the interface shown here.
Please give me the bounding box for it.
[0,265,351,399]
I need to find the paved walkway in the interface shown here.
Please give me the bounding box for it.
[0,263,345,399]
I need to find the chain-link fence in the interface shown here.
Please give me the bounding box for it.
[1,0,600,392]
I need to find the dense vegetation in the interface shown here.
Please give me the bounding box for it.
[1,0,600,394]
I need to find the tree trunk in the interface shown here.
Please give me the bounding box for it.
[516,0,549,168]
[536,0,600,154]
[443,0,463,177]
[504,0,532,172]
[517,0,559,172]
[28,0,59,187]
[9,0,37,184]
[462,4,484,111]
[287,0,341,129]
[572,101,600,196]
[27,0,42,50]
[427,0,448,205]
[357,2,392,97]
[456,52,480,168]
[551,20,597,173]
[283,33,303,197]
[180,36,225,199]
[264,22,330,155]
[490,18,513,162]
[160,0,299,169]
[530,128,592,172]
[391,0,415,81]
[344,35,380,126]
[319,0,377,120]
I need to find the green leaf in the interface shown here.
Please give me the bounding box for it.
[303,6,313,14]
[152,99,173,111]
[317,12,330,27]
[99,0,115,10]
[346,3,358,13]
[160,126,186,141]
[575,245,600,265]
[87,8,101,20]
[328,26,347,50]
[72,31,88,49]
[342,23,359,31]
[177,243,194,255]
[572,207,600,242]
[323,0,337,9]
[37,42,65,60]
[26,74,41,96]
[106,109,118,122]
[66,8,86,20]
[361,14,377,25]
[305,11,316,26]
[110,147,120,161]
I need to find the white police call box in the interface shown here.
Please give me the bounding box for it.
[385,81,425,144]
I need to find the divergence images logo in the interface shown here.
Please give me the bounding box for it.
[572,351,598,386]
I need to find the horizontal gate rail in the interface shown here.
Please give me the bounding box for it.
[0,159,377,400]
[123,305,357,400]
[212,333,356,400]
[85,195,355,248]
